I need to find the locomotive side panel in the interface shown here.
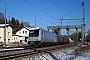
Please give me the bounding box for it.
[41,29,57,43]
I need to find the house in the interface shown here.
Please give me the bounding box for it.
[0,24,12,45]
[12,34,25,44]
[15,27,30,44]
[12,34,20,44]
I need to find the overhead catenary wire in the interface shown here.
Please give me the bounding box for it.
[38,0,82,21]
[37,0,60,18]
[0,8,33,23]
[0,0,58,26]
[0,0,55,28]
[1,0,82,27]
[0,0,35,18]
[76,7,82,18]
[0,7,47,27]
[55,0,75,18]
[24,0,58,22]
[62,5,82,18]
[54,0,82,26]
[48,0,73,18]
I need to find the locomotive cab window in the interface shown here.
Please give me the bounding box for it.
[29,29,39,37]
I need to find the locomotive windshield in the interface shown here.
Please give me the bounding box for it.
[29,29,39,37]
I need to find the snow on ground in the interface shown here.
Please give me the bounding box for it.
[13,47,90,60]
[74,50,90,60]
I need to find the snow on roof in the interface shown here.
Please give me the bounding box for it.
[29,27,41,30]
[25,27,32,30]
[0,24,9,27]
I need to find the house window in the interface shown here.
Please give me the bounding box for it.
[14,37,15,41]
[23,31,24,34]
[16,37,17,40]
[0,37,1,41]
[25,31,27,34]
[8,32,10,35]
[8,39,10,44]
[20,32,21,34]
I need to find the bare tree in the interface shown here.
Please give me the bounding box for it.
[21,21,30,27]
[0,12,4,20]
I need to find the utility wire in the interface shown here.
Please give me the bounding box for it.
[0,0,35,17]
[38,0,82,20]
[0,7,47,27]
[1,0,58,26]
[76,7,82,18]
[55,0,75,18]
[24,0,58,22]
[0,0,57,27]
[37,0,60,18]
[0,0,59,25]
[62,5,82,18]
[48,0,73,18]
[0,0,56,27]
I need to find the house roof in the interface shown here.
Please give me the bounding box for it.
[0,24,9,27]
[29,27,42,30]
[12,34,24,37]
[0,24,11,28]
[12,26,34,34]
[19,26,35,31]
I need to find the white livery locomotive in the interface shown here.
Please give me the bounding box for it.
[28,27,57,46]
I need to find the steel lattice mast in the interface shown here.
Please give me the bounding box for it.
[47,2,86,44]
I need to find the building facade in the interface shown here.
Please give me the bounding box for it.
[0,24,12,45]
[16,27,29,44]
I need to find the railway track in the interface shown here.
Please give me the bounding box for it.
[0,43,76,60]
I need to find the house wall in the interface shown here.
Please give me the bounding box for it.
[0,28,4,43]
[16,28,29,44]
[12,36,19,42]
[0,26,12,45]
[12,36,26,44]
[16,28,29,37]
[6,26,12,45]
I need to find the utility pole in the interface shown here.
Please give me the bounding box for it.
[4,1,8,46]
[35,16,37,28]
[57,18,62,35]
[75,27,78,43]
[59,17,63,27]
